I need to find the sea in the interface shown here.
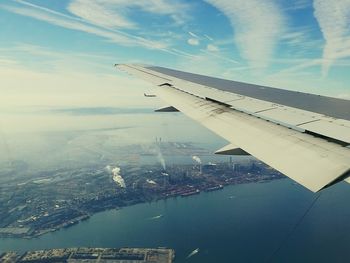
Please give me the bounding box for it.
[1,179,350,263]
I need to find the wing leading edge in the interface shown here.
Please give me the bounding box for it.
[116,64,350,192]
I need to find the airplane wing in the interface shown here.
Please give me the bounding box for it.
[116,64,350,192]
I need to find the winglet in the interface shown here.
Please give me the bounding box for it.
[155,106,179,112]
[215,143,250,156]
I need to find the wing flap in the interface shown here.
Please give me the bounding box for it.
[298,119,350,144]
[257,107,320,127]
[229,97,277,113]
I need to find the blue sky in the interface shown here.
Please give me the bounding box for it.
[1,0,350,112]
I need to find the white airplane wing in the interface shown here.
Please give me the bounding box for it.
[116,64,350,192]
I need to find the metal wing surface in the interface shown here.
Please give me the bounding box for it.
[116,64,350,192]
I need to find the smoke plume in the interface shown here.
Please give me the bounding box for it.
[106,165,126,188]
[192,155,201,164]
[155,144,166,170]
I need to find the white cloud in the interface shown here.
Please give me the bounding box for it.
[200,49,239,64]
[282,0,311,11]
[293,0,311,10]
[3,1,195,57]
[68,0,136,29]
[273,58,322,75]
[68,0,190,29]
[188,38,200,46]
[281,29,309,45]
[313,0,350,76]
[204,34,214,41]
[188,31,199,38]
[279,26,325,58]
[3,4,136,46]
[171,48,199,59]
[206,44,219,52]
[205,0,286,70]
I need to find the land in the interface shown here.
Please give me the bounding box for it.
[0,142,284,238]
[0,247,175,263]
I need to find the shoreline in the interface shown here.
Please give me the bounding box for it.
[0,175,284,240]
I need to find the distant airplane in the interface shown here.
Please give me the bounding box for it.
[116,64,350,192]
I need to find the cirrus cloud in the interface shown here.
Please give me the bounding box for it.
[205,0,286,70]
[68,0,190,29]
[313,0,350,76]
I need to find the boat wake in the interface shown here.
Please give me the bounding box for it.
[148,214,163,220]
[186,248,199,259]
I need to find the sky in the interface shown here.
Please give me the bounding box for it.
[1,0,350,108]
[1,0,350,168]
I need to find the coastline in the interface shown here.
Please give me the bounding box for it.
[0,173,284,240]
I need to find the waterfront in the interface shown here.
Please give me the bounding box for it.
[1,179,350,263]
[1,247,175,262]
[0,155,280,238]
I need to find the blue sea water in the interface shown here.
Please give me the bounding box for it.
[1,179,350,263]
